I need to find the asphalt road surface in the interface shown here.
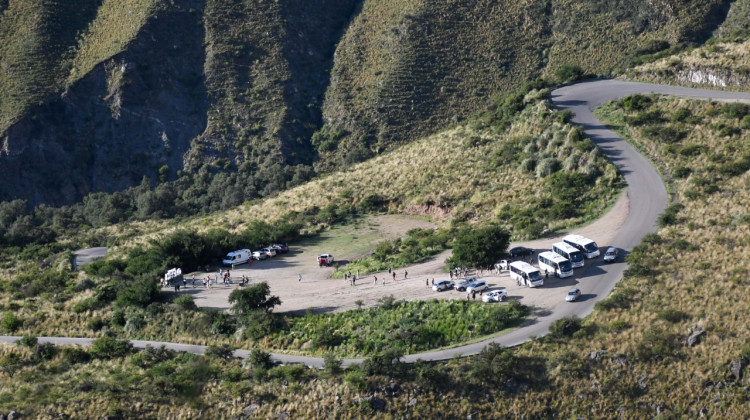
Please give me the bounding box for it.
[6,80,750,367]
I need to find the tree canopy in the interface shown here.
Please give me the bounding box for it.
[228,282,281,315]
[449,225,510,269]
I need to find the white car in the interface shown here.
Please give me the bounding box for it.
[482,290,508,302]
[432,280,455,291]
[566,288,581,302]
[603,247,618,263]
[252,250,269,260]
[466,280,488,294]
[263,247,277,257]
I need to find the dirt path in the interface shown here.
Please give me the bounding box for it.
[183,191,628,315]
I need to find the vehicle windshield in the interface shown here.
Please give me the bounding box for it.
[569,252,583,263]
[559,261,572,272]
[606,250,615,255]
[568,290,578,296]
[584,242,598,253]
[528,271,542,281]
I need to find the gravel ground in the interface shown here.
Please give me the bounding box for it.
[179,191,628,316]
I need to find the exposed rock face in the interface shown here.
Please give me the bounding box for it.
[0,3,208,205]
[677,67,750,88]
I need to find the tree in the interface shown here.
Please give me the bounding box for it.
[449,225,510,269]
[228,282,281,315]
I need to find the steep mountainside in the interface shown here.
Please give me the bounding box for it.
[320,0,731,163]
[0,0,734,205]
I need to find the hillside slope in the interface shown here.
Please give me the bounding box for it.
[0,0,734,206]
[320,0,732,164]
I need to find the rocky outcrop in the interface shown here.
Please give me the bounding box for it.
[676,67,750,88]
[0,2,208,205]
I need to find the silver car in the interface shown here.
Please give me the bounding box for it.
[432,280,455,292]
[566,288,581,302]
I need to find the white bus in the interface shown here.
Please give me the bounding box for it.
[563,234,600,259]
[538,251,573,278]
[552,242,584,268]
[509,261,544,287]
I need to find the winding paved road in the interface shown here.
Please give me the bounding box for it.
[4,80,750,367]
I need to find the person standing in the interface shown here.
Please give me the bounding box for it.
[404,271,408,279]
[393,272,396,282]
[374,276,377,285]
[298,273,302,282]
[192,274,196,287]
[352,275,356,286]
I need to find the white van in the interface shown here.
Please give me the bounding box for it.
[222,249,251,266]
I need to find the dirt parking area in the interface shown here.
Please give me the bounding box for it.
[179,192,628,316]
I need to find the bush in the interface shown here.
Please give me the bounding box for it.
[549,316,582,339]
[62,347,92,364]
[362,347,406,378]
[205,345,235,360]
[658,203,684,227]
[657,309,689,323]
[249,349,273,369]
[673,166,691,178]
[536,158,561,178]
[595,288,634,310]
[2,311,21,333]
[87,317,106,331]
[620,94,652,111]
[90,336,133,360]
[722,103,750,119]
[635,326,681,362]
[344,368,367,390]
[322,353,343,378]
[449,224,510,269]
[242,310,281,339]
[116,275,160,308]
[18,335,38,348]
[555,64,584,83]
[173,295,197,311]
[124,316,146,333]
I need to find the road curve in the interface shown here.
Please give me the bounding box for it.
[4,81,750,368]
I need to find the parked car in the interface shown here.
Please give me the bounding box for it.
[263,247,278,257]
[565,288,581,302]
[466,280,488,294]
[454,276,477,292]
[252,250,269,260]
[509,246,534,258]
[272,244,289,254]
[603,246,618,263]
[432,280,455,292]
[318,254,334,266]
[482,289,508,303]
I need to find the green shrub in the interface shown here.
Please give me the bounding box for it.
[549,316,582,339]
[722,103,750,119]
[268,364,311,382]
[555,64,584,83]
[205,345,234,360]
[536,158,561,178]
[620,94,653,111]
[635,326,682,362]
[62,347,91,364]
[242,310,281,339]
[344,368,367,390]
[229,282,281,315]
[87,317,107,332]
[116,275,160,308]
[322,353,343,378]
[658,203,684,227]
[18,335,38,348]
[249,349,273,369]
[173,295,197,311]
[672,166,691,178]
[657,309,689,323]
[124,316,146,333]
[2,311,21,333]
[595,288,635,310]
[90,336,133,360]
[73,297,102,314]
